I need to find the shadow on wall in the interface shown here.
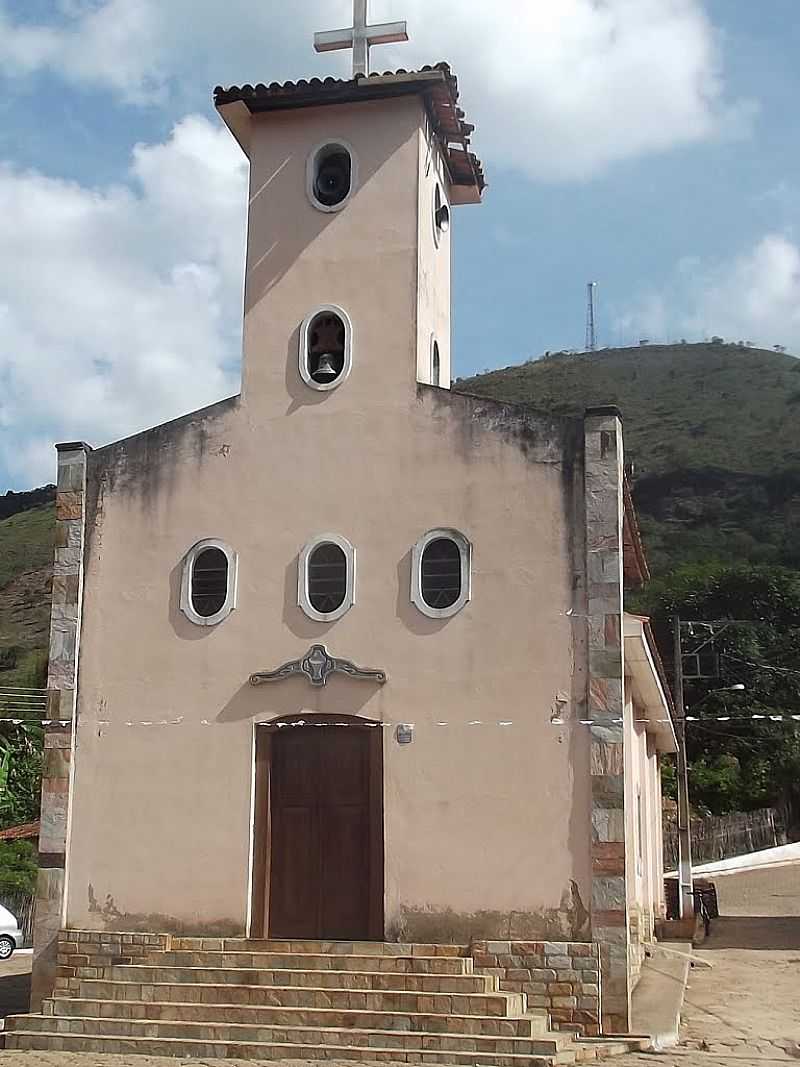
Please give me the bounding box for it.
[168,560,215,642]
[216,674,386,724]
[395,550,450,636]
[282,557,338,641]
[285,324,332,416]
[244,125,403,315]
[168,542,456,652]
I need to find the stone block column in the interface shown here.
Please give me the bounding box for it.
[583,408,630,1034]
[31,442,91,1011]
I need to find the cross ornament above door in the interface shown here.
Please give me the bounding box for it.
[314,0,409,78]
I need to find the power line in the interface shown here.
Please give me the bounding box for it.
[727,654,800,679]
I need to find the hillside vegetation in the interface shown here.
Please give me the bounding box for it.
[457,342,800,572]
[0,497,55,689]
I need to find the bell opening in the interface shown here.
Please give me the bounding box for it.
[307,312,346,385]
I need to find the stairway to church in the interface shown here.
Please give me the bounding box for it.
[4,934,649,1064]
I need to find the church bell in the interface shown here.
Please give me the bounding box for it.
[314,353,338,381]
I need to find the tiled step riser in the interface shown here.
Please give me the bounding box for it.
[5,1015,570,1057]
[95,965,478,988]
[67,980,524,1017]
[3,1032,563,1066]
[59,968,499,998]
[68,967,495,995]
[44,999,545,1037]
[115,955,473,976]
[171,940,468,959]
[137,973,494,994]
[158,952,474,976]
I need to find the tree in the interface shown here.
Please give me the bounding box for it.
[0,723,44,829]
[631,564,800,818]
[0,841,38,896]
[0,651,46,830]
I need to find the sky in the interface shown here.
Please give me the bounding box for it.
[0,0,798,490]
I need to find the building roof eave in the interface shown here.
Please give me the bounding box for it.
[214,63,485,198]
[624,613,678,753]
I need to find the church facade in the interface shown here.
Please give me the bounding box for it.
[31,61,675,1036]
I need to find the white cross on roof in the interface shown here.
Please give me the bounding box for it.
[314,0,409,78]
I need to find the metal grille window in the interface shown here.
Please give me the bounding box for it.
[420,538,461,609]
[308,542,347,614]
[298,534,356,622]
[411,529,471,619]
[180,539,238,627]
[191,548,229,618]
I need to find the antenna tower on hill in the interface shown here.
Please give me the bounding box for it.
[585,281,598,352]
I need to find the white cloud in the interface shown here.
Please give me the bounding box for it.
[616,234,800,352]
[0,115,248,487]
[0,0,751,179]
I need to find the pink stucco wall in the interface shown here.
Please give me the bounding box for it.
[624,697,666,977]
[62,93,593,943]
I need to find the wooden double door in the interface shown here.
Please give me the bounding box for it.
[257,718,383,941]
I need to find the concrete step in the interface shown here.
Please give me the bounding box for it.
[5,1012,577,1057]
[148,951,474,975]
[45,997,550,1037]
[110,962,495,993]
[4,1028,575,1065]
[170,938,468,958]
[574,1036,651,1061]
[68,978,526,1017]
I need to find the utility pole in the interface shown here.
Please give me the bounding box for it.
[585,282,598,352]
[673,615,693,919]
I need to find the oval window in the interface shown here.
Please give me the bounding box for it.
[431,340,441,386]
[300,306,353,392]
[421,537,462,609]
[310,143,353,210]
[434,184,450,244]
[307,310,346,385]
[191,547,229,618]
[308,542,348,614]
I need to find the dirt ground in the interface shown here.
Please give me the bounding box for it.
[622,861,800,1065]
[0,863,797,1066]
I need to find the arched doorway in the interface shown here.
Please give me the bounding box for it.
[252,715,384,940]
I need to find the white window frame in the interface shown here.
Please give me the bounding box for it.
[306,139,358,214]
[299,304,353,392]
[411,528,472,619]
[298,533,356,623]
[180,538,238,627]
[432,182,450,248]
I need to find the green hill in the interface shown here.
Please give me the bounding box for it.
[456,342,800,572]
[0,497,55,689]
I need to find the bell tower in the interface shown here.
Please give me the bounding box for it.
[215,4,484,416]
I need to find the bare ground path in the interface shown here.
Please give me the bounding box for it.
[622,862,800,1065]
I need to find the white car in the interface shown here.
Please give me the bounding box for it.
[0,904,23,960]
